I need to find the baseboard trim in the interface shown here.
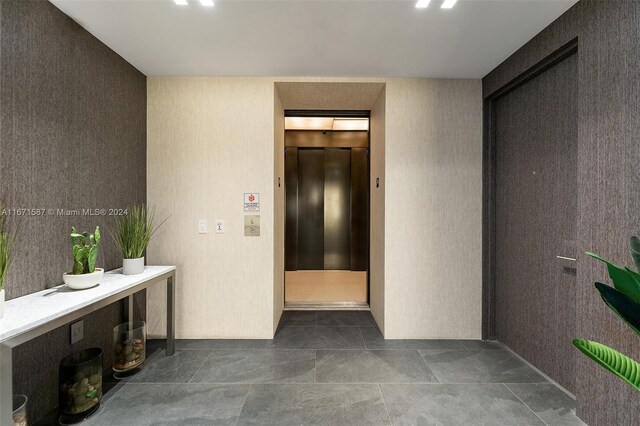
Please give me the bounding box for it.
[497,340,577,400]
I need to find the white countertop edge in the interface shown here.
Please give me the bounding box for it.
[0,265,176,343]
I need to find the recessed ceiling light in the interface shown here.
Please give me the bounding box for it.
[415,0,431,8]
[200,0,214,6]
[441,0,458,9]
[174,0,188,5]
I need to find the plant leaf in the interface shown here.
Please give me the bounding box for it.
[630,236,640,273]
[110,205,165,259]
[88,245,97,273]
[586,252,640,304]
[572,339,640,392]
[594,282,640,337]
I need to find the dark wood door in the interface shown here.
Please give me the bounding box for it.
[494,52,577,392]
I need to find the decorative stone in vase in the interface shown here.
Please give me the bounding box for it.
[12,395,27,426]
[113,321,146,379]
[59,348,103,424]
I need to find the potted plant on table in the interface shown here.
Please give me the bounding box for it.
[0,203,17,319]
[111,205,164,275]
[63,226,103,290]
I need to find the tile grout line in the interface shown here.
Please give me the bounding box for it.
[503,383,549,426]
[188,349,214,384]
[377,383,394,426]
[457,339,471,351]
[235,383,253,426]
[96,375,129,410]
[358,326,368,350]
[417,351,442,384]
[103,380,562,386]
[314,349,318,383]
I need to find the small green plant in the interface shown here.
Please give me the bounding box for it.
[573,237,640,391]
[70,226,101,275]
[0,202,17,290]
[110,205,165,260]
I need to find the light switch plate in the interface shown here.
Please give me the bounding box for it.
[198,219,208,234]
[70,320,83,344]
[215,219,224,234]
[244,215,260,237]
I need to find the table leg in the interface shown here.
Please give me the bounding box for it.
[124,294,134,323]
[0,343,13,425]
[166,273,175,356]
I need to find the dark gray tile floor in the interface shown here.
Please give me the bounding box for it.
[419,349,549,384]
[36,311,584,425]
[315,350,437,383]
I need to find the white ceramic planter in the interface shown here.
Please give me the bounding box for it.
[123,257,145,275]
[0,288,4,319]
[63,268,104,290]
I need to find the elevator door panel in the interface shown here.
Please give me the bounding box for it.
[350,148,369,271]
[285,147,298,271]
[297,149,324,270]
[285,145,369,273]
[324,149,351,270]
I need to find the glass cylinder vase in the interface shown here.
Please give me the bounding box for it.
[113,321,146,378]
[12,394,28,426]
[58,348,103,424]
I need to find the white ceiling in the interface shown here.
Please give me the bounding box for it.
[50,0,577,78]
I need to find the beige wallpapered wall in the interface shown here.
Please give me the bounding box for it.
[273,89,285,333]
[146,77,481,339]
[369,90,386,332]
[384,79,483,338]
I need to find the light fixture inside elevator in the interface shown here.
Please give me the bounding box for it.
[174,0,188,5]
[200,0,214,6]
[441,0,458,9]
[332,118,369,131]
[284,117,369,131]
[415,0,431,8]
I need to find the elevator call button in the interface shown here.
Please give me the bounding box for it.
[244,215,260,237]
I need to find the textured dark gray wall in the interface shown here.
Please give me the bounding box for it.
[0,0,146,421]
[484,1,640,424]
[494,52,578,393]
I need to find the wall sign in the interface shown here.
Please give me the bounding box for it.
[244,193,260,212]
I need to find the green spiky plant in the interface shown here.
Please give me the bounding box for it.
[0,202,17,290]
[573,237,640,391]
[110,205,165,260]
[70,226,101,275]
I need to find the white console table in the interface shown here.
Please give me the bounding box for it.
[0,265,176,424]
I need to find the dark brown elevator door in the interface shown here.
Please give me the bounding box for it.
[297,149,325,270]
[324,149,351,270]
[285,147,369,272]
[495,52,577,392]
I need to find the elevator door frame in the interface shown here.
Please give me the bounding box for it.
[283,111,371,310]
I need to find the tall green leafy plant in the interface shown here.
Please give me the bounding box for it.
[70,226,101,275]
[573,237,640,391]
[110,205,165,260]
[0,202,17,290]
